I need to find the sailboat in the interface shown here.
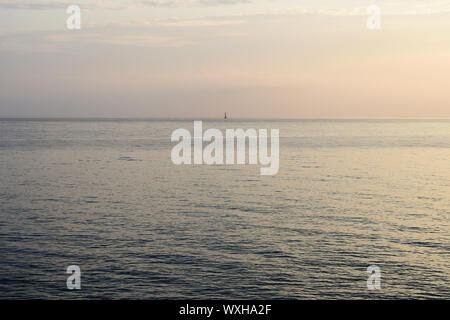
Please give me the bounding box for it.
[224,112,228,120]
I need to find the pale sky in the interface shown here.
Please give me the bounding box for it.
[1,0,450,118]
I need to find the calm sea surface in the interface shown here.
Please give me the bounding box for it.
[0,119,449,299]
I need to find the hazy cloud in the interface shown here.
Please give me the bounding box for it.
[1,0,450,16]
[0,30,195,52]
[140,0,251,6]
[0,0,251,10]
[97,18,245,28]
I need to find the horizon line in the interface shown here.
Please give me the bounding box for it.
[2,116,450,121]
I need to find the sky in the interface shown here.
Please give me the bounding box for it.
[1,0,450,118]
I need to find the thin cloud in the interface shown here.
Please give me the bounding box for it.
[0,30,195,52]
[0,1,117,10]
[105,18,246,27]
[1,0,450,16]
[250,2,450,18]
[0,0,251,10]
[140,0,251,6]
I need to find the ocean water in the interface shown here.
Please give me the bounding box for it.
[0,118,448,299]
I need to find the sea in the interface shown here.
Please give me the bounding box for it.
[0,118,448,299]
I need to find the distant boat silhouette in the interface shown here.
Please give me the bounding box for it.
[224,112,228,119]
